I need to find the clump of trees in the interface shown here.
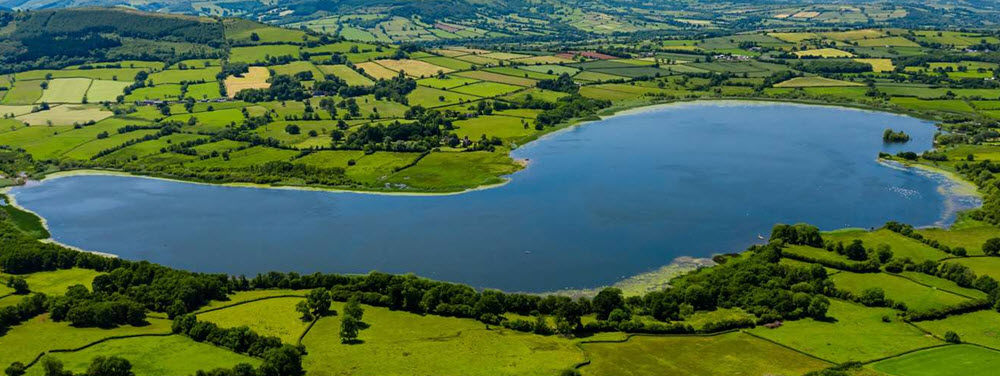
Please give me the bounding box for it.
[171,314,285,357]
[882,129,911,143]
[340,297,367,344]
[770,223,824,247]
[536,73,579,94]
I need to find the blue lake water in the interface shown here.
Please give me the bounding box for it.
[8,102,980,291]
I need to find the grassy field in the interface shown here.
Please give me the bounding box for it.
[317,65,374,86]
[830,272,971,312]
[450,82,523,97]
[914,310,1000,349]
[0,315,172,367]
[386,151,520,190]
[823,229,950,262]
[451,115,535,140]
[947,257,1000,280]
[85,80,131,102]
[0,195,50,239]
[870,345,1000,376]
[794,48,854,58]
[580,332,829,376]
[2,80,45,105]
[228,45,300,64]
[0,268,104,295]
[355,62,400,80]
[301,302,584,376]
[197,297,309,344]
[375,59,453,78]
[917,225,1000,256]
[749,300,942,363]
[149,67,220,84]
[28,335,260,376]
[224,67,270,98]
[774,76,862,88]
[37,78,92,103]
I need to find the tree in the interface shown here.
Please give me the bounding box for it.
[284,124,300,135]
[592,288,625,320]
[845,239,868,261]
[858,287,886,306]
[343,297,364,321]
[6,276,28,294]
[250,32,260,42]
[306,288,332,317]
[944,331,961,343]
[42,357,71,376]
[806,296,830,318]
[340,315,361,343]
[4,362,25,376]
[608,308,631,323]
[86,356,133,376]
[983,238,1000,256]
[257,345,304,376]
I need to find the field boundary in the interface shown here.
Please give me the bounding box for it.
[297,316,321,346]
[886,271,983,300]
[194,293,307,314]
[741,330,840,364]
[21,332,173,370]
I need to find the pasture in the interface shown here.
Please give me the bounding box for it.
[355,62,399,80]
[917,225,1000,255]
[301,302,583,376]
[830,272,970,312]
[28,335,260,376]
[197,297,308,343]
[386,151,519,190]
[794,48,854,58]
[16,105,113,126]
[224,67,271,98]
[749,300,942,363]
[38,78,92,103]
[317,65,374,86]
[375,59,453,78]
[579,332,829,376]
[774,77,862,88]
[0,315,172,368]
[228,45,300,64]
[870,345,1000,376]
[823,229,950,262]
[85,80,131,102]
[2,80,45,105]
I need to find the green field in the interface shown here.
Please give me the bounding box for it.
[580,332,830,376]
[871,345,1000,376]
[197,297,309,343]
[0,268,103,295]
[29,335,260,376]
[0,316,172,367]
[824,229,950,262]
[386,151,520,190]
[831,272,971,312]
[749,300,942,363]
[301,302,584,376]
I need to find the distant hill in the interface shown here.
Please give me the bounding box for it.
[1,0,997,45]
[0,8,227,73]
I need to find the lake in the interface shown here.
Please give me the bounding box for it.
[8,101,979,292]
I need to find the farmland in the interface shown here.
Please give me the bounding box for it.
[2,5,1000,376]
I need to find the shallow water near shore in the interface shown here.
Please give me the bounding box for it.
[8,101,979,291]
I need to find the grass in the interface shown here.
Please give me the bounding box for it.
[301,302,583,376]
[405,86,479,108]
[37,78,92,103]
[0,315,172,367]
[0,194,50,238]
[946,257,1000,281]
[417,76,481,90]
[189,146,298,169]
[228,45,300,64]
[455,71,537,87]
[870,345,1000,376]
[184,82,222,100]
[823,229,950,262]
[354,62,400,80]
[386,151,520,190]
[270,61,324,79]
[16,105,113,126]
[28,335,260,376]
[794,48,854,58]
[451,115,535,140]
[316,65,373,86]
[85,80,131,102]
[124,84,183,101]
[774,76,862,88]
[749,300,943,363]
[2,80,45,105]
[831,272,970,312]
[224,67,270,98]
[579,332,829,376]
[417,56,476,71]
[913,310,1000,349]
[854,58,895,72]
[890,98,975,114]
[344,152,422,183]
[148,67,220,84]
[898,272,988,300]
[375,59,453,78]
[916,225,1000,256]
[0,268,104,295]
[295,150,367,169]
[197,297,309,344]
[450,82,523,97]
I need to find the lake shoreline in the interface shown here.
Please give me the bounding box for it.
[2,99,980,294]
